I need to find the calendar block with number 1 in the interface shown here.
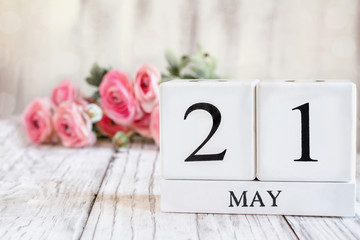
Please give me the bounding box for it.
[257,81,356,182]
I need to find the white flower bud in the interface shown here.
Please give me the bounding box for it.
[86,103,103,123]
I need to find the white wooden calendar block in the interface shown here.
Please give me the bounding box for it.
[257,81,356,182]
[161,179,355,216]
[160,80,258,180]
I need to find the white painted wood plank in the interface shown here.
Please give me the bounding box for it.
[81,142,173,240]
[0,0,359,115]
[1,117,358,239]
[196,214,297,240]
[284,156,360,239]
[284,212,360,240]
[0,118,114,240]
[81,141,297,240]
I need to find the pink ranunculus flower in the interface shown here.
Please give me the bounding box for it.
[150,105,159,145]
[74,97,89,111]
[53,102,96,148]
[23,98,55,144]
[134,101,145,121]
[134,64,161,113]
[51,79,77,106]
[132,111,152,138]
[96,114,132,138]
[99,70,137,126]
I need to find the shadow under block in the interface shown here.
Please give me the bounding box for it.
[160,80,257,180]
[161,180,355,216]
[256,81,356,182]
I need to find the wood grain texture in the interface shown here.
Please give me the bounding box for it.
[0,0,359,113]
[0,118,359,239]
[0,118,114,240]
[1,0,359,149]
[80,142,167,240]
[283,159,360,240]
[81,141,297,240]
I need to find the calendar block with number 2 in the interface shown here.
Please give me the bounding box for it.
[160,80,356,217]
[160,80,257,180]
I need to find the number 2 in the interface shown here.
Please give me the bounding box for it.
[292,102,318,162]
[184,102,227,162]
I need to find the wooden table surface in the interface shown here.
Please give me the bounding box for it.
[0,117,359,240]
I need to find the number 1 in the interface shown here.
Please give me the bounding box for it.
[292,103,318,162]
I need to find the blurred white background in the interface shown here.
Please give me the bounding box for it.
[0,0,359,148]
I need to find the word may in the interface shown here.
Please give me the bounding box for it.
[228,190,282,207]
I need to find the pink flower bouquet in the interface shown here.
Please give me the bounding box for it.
[23,63,161,148]
[23,46,220,148]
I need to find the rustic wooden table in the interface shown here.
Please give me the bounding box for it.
[0,118,359,240]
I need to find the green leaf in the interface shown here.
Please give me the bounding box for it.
[160,74,173,83]
[165,49,179,69]
[92,90,100,99]
[167,66,179,77]
[191,66,206,78]
[182,74,197,79]
[204,54,217,77]
[92,124,106,138]
[86,63,109,87]
[162,44,224,80]
[179,55,190,70]
[161,73,169,79]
